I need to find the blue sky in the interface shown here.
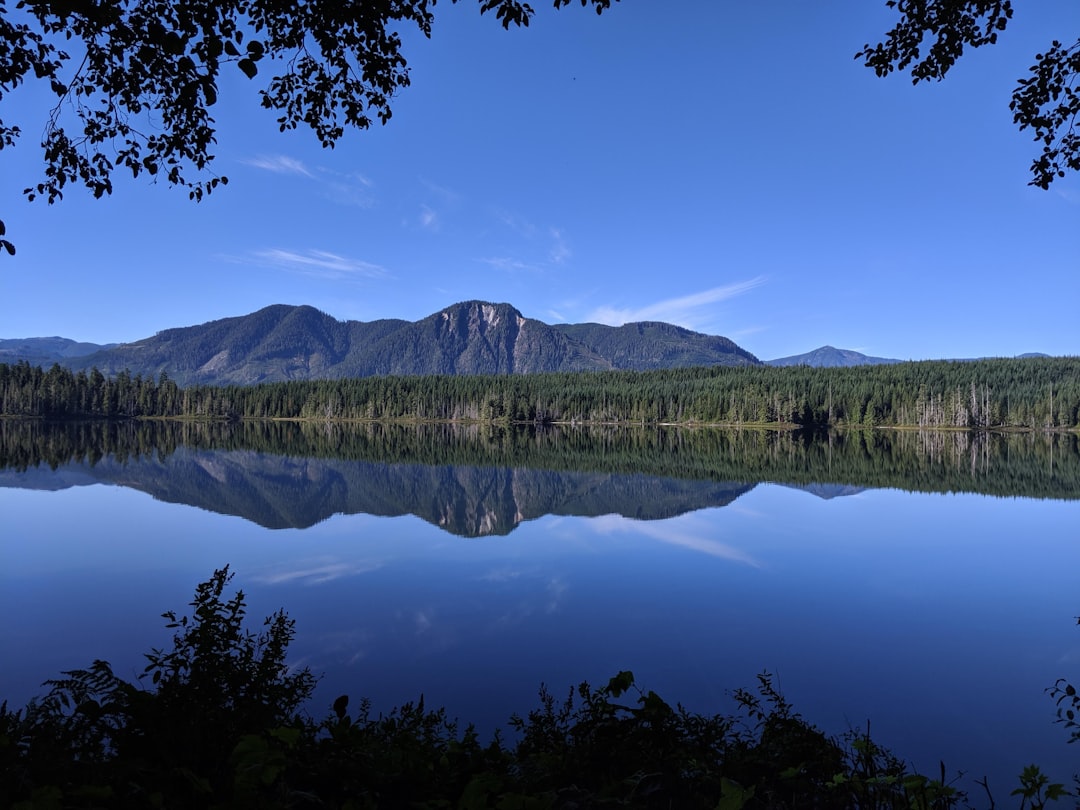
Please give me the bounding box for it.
[1,2,1077,361]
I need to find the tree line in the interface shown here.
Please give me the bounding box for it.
[1,357,1078,429]
[3,419,1077,503]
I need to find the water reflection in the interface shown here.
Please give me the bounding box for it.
[1,420,1078,788]
[0,421,1076,536]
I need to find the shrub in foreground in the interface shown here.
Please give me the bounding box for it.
[0,568,1072,808]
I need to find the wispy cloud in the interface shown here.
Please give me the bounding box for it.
[419,205,439,230]
[412,180,464,232]
[324,183,377,208]
[250,248,390,280]
[588,515,761,566]
[1054,187,1080,205]
[253,560,382,585]
[728,325,767,340]
[318,169,376,207]
[335,170,373,188]
[585,277,766,330]
[414,610,433,633]
[243,154,314,178]
[480,567,524,583]
[421,178,463,205]
[481,256,537,273]
[243,157,377,206]
[546,576,568,613]
[490,210,569,268]
[635,523,761,566]
[495,209,537,238]
[549,228,570,264]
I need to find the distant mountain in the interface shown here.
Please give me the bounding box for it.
[3,301,759,386]
[0,337,117,367]
[553,321,758,370]
[766,346,900,368]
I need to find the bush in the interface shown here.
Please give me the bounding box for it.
[0,569,1071,808]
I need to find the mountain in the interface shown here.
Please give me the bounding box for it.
[0,337,117,367]
[4,301,759,386]
[766,345,900,367]
[553,320,759,370]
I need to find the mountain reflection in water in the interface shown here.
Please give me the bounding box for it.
[0,420,1076,535]
[0,448,754,534]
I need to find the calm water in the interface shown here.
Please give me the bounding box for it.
[1,422,1078,791]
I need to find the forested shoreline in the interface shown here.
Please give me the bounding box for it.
[3,419,1077,502]
[2,357,1078,429]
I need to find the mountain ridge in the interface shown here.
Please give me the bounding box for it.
[766,345,901,368]
[2,301,760,386]
[3,305,1056,384]
[0,336,119,367]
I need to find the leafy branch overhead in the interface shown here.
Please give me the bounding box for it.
[0,0,613,253]
[0,0,608,200]
[0,0,1075,256]
[857,0,1080,189]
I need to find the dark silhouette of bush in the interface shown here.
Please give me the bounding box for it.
[0,568,1071,808]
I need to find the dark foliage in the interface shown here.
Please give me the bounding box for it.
[2,354,1078,429]
[3,1,1074,254]
[858,1,1079,189]
[0,567,316,807]
[1049,616,1080,749]
[0,1,615,252]
[7,569,1067,808]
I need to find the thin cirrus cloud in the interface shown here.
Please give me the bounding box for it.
[419,204,439,230]
[478,227,570,275]
[244,156,375,206]
[251,248,389,280]
[548,228,570,264]
[242,154,315,178]
[252,559,383,585]
[494,209,537,239]
[320,170,376,207]
[587,514,761,566]
[480,256,537,273]
[493,212,570,265]
[585,277,766,330]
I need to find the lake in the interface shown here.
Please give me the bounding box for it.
[1,420,1077,792]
